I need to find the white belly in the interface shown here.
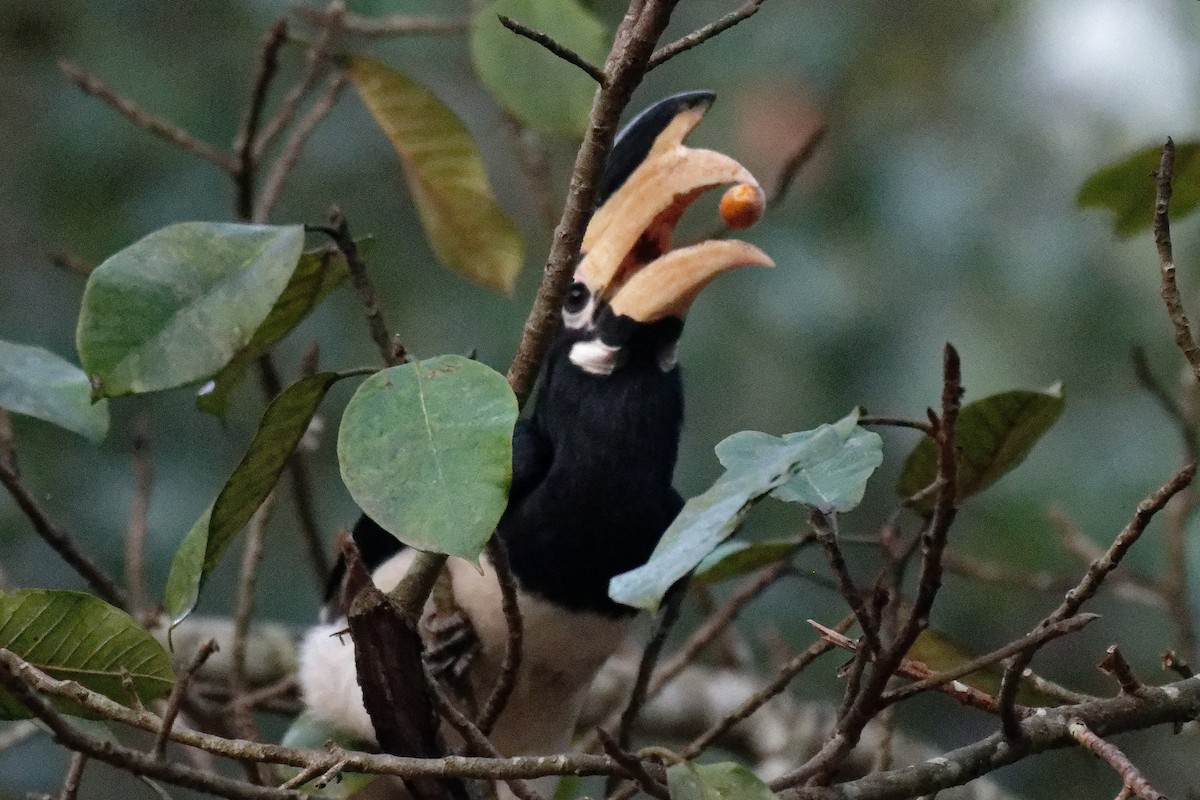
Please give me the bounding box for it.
[298,549,632,760]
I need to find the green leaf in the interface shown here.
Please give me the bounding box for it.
[76,222,304,398]
[165,371,363,628]
[197,244,353,417]
[610,412,883,610]
[896,384,1064,514]
[694,538,801,586]
[1078,141,1200,237]
[279,711,376,797]
[667,761,777,800]
[346,56,524,294]
[0,590,174,720]
[470,0,607,139]
[0,341,109,442]
[338,356,518,563]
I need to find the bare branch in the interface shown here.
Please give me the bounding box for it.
[614,583,687,759]
[597,728,669,800]
[998,461,1195,739]
[308,207,399,366]
[1153,138,1200,380]
[58,753,88,800]
[857,414,934,436]
[506,0,685,405]
[58,60,237,174]
[257,3,343,159]
[1097,645,1144,696]
[476,537,524,736]
[1067,720,1166,800]
[811,511,879,654]
[254,72,347,222]
[497,15,605,85]
[648,0,768,69]
[153,638,219,759]
[235,18,289,221]
[0,461,127,609]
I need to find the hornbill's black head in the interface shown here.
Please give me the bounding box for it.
[555,91,773,380]
[505,91,773,615]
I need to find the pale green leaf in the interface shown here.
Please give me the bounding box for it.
[338,356,518,563]
[347,56,523,294]
[694,538,801,585]
[76,222,304,398]
[0,590,174,720]
[0,341,109,442]
[470,0,607,139]
[610,412,882,610]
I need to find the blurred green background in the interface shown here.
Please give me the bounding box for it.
[4,0,1200,796]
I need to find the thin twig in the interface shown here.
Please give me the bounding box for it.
[293,6,468,37]
[648,0,768,69]
[1161,649,1193,679]
[426,669,546,800]
[497,15,605,85]
[153,638,219,759]
[124,414,153,619]
[235,19,289,221]
[58,753,88,800]
[476,537,524,736]
[1097,645,1144,696]
[308,208,398,366]
[506,0,685,405]
[257,3,343,159]
[997,461,1196,739]
[1048,509,1164,607]
[615,584,687,752]
[857,415,934,436]
[1154,138,1200,380]
[1131,347,1198,457]
[881,613,1099,705]
[811,511,879,654]
[254,72,347,222]
[1067,719,1166,800]
[58,61,237,174]
[680,615,853,760]
[767,124,827,211]
[651,560,793,694]
[0,461,127,609]
[597,729,669,800]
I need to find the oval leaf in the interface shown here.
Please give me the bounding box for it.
[197,244,352,416]
[1078,141,1200,238]
[896,385,1065,514]
[694,538,801,586]
[76,222,304,398]
[338,356,518,563]
[0,341,109,442]
[667,761,777,800]
[166,371,363,628]
[610,412,882,610]
[470,0,607,139]
[347,56,524,294]
[0,590,174,720]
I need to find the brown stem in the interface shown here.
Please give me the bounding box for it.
[59,61,236,174]
[123,415,153,618]
[497,15,605,84]
[235,19,288,221]
[0,461,127,609]
[648,0,768,69]
[476,537,524,736]
[1067,719,1165,800]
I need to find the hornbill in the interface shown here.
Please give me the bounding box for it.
[298,91,773,782]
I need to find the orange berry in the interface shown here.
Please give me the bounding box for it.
[719,183,765,230]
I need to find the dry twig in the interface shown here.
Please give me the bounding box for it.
[1067,719,1166,800]
[498,15,605,84]
[1154,138,1200,380]
[476,536,524,736]
[648,0,769,69]
[124,415,153,618]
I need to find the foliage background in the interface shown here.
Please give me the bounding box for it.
[3,0,1200,796]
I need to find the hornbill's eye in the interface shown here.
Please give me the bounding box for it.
[564,282,589,313]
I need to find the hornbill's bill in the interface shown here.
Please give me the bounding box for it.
[298,91,773,784]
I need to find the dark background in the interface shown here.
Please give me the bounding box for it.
[3,0,1200,796]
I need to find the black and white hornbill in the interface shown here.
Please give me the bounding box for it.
[298,91,773,775]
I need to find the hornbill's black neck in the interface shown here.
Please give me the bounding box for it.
[497,321,685,616]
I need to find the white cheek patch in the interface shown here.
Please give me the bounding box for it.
[562,295,596,331]
[569,339,621,375]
